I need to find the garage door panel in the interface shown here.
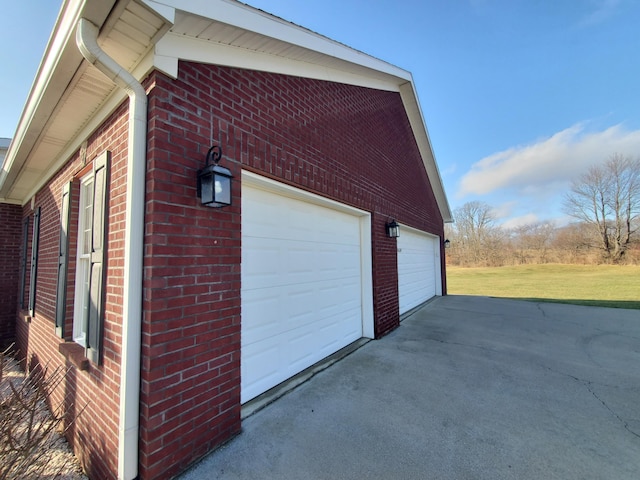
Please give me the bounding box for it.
[243,345,280,385]
[287,336,317,366]
[285,295,316,328]
[241,240,283,285]
[244,281,360,345]
[316,287,359,316]
[244,190,360,246]
[241,302,284,346]
[319,310,361,343]
[243,240,360,290]
[243,291,313,344]
[398,229,438,314]
[242,184,364,403]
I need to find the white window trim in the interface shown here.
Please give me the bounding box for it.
[72,174,94,346]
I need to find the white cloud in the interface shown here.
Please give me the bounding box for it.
[458,123,640,198]
[440,163,457,176]
[490,200,517,220]
[490,202,540,229]
[500,214,540,230]
[578,0,622,27]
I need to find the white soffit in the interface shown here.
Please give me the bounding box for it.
[152,0,410,81]
[154,11,406,92]
[155,31,400,92]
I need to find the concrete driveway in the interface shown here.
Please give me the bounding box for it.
[179,295,640,479]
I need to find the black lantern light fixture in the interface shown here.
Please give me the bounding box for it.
[385,219,400,238]
[197,145,232,207]
[444,239,451,249]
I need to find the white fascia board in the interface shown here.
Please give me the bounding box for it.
[399,80,453,223]
[140,0,176,24]
[155,33,400,92]
[148,0,410,81]
[153,53,179,79]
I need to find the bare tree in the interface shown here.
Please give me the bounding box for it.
[511,221,555,264]
[451,201,504,266]
[551,222,595,263]
[563,154,640,262]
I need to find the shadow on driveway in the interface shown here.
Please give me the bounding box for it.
[179,295,640,480]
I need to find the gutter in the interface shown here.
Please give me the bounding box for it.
[76,18,146,480]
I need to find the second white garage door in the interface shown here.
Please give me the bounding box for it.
[397,227,440,314]
[241,173,372,403]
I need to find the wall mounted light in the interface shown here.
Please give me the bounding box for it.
[197,145,232,207]
[385,219,400,238]
[444,239,451,249]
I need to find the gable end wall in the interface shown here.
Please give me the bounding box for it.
[140,62,444,478]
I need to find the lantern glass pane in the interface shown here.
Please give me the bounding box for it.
[201,173,214,204]
[214,174,231,205]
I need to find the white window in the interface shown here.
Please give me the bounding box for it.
[73,174,94,346]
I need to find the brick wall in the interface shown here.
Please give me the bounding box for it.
[194,61,444,331]
[14,101,130,480]
[7,61,445,479]
[139,62,444,478]
[139,70,242,479]
[0,203,21,348]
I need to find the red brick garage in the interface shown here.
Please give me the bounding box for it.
[0,2,452,478]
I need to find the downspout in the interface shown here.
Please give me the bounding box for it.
[76,18,145,480]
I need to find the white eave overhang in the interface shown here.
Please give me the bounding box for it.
[1,0,452,222]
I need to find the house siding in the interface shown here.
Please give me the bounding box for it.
[0,203,21,348]
[139,62,444,478]
[13,102,130,480]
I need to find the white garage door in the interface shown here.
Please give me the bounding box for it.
[241,176,370,403]
[397,228,439,314]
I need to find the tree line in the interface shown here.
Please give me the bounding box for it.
[446,154,640,267]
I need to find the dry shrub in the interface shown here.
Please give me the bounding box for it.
[0,345,87,480]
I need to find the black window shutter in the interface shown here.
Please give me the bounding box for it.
[86,152,109,364]
[55,182,72,337]
[19,217,29,310]
[28,207,41,317]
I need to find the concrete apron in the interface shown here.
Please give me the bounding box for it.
[179,295,640,480]
[241,337,371,419]
[241,296,436,420]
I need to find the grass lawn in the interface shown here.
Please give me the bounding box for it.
[446,264,640,310]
